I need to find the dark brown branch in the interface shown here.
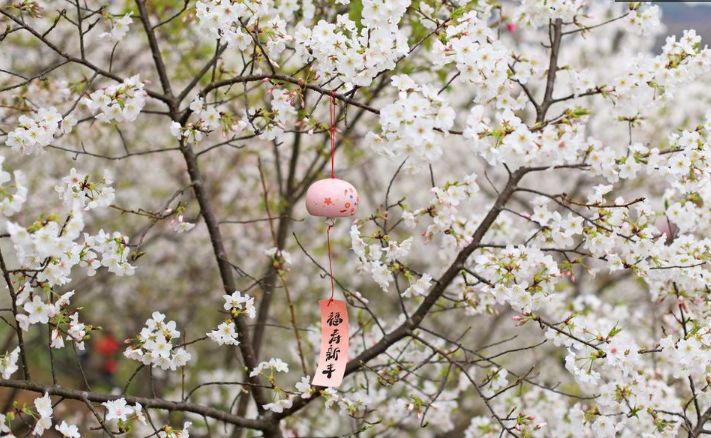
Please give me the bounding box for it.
[0,250,29,380]
[537,19,563,123]
[199,74,380,115]
[135,0,174,101]
[0,379,267,429]
[692,408,711,437]
[177,41,228,103]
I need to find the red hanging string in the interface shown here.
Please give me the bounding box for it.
[326,91,337,306]
[329,92,336,179]
[326,222,335,305]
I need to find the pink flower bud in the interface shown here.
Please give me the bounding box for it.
[654,217,678,244]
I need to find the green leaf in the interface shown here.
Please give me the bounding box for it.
[349,0,364,30]
[450,0,479,21]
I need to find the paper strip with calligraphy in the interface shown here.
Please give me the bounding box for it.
[312,299,349,387]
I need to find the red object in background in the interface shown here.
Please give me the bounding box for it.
[507,22,518,33]
[102,359,118,374]
[95,334,121,379]
[95,335,120,356]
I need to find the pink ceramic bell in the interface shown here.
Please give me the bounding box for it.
[305,178,359,217]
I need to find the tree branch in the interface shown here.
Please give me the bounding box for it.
[177,142,278,435]
[0,378,267,430]
[537,18,563,123]
[135,0,174,102]
[0,250,29,380]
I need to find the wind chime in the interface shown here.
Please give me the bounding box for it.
[304,92,358,388]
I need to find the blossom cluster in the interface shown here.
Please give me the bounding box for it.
[100,13,132,42]
[8,215,134,285]
[250,357,291,413]
[394,173,481,247]
[612,29,711,120]
[294,0,409,86]
[158,421,192,437]
[659,333,711,381]
[6,107,71,154]
[32,393,53,436]
[368,75,455,171]
[0,165,134,358]
[465,106,590,169]
[529,196,587,248]
[515,0,658,33]
[432,11,524,104]
[206,291,256,346]
[473,245,561,312]
[645,235,711,301]
[55,168,115,210]
[124,311,191,370]
[170,96,247,143]
[250,357,289,378]
[16,289,88,351]
[258,88,298,140]
[83,229,136,276]
[82,75,147,123]
[647,116,711,195]
[515,0,588,24]
[351,225,409,292]
[195,0,291,55]
[223,290,256,318]
[0,156,27,216]
[0,347,19,379]
[26,393,79,437]
[102,398,146,429]
[513,294,683,437]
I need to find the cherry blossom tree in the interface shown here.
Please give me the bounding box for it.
[0,0,710,436]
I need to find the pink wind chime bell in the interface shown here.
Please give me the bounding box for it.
[305,92,358,388]
[305,178,358,218]
[305,91,359,219]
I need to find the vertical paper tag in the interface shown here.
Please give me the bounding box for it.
[312,299,349,387]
